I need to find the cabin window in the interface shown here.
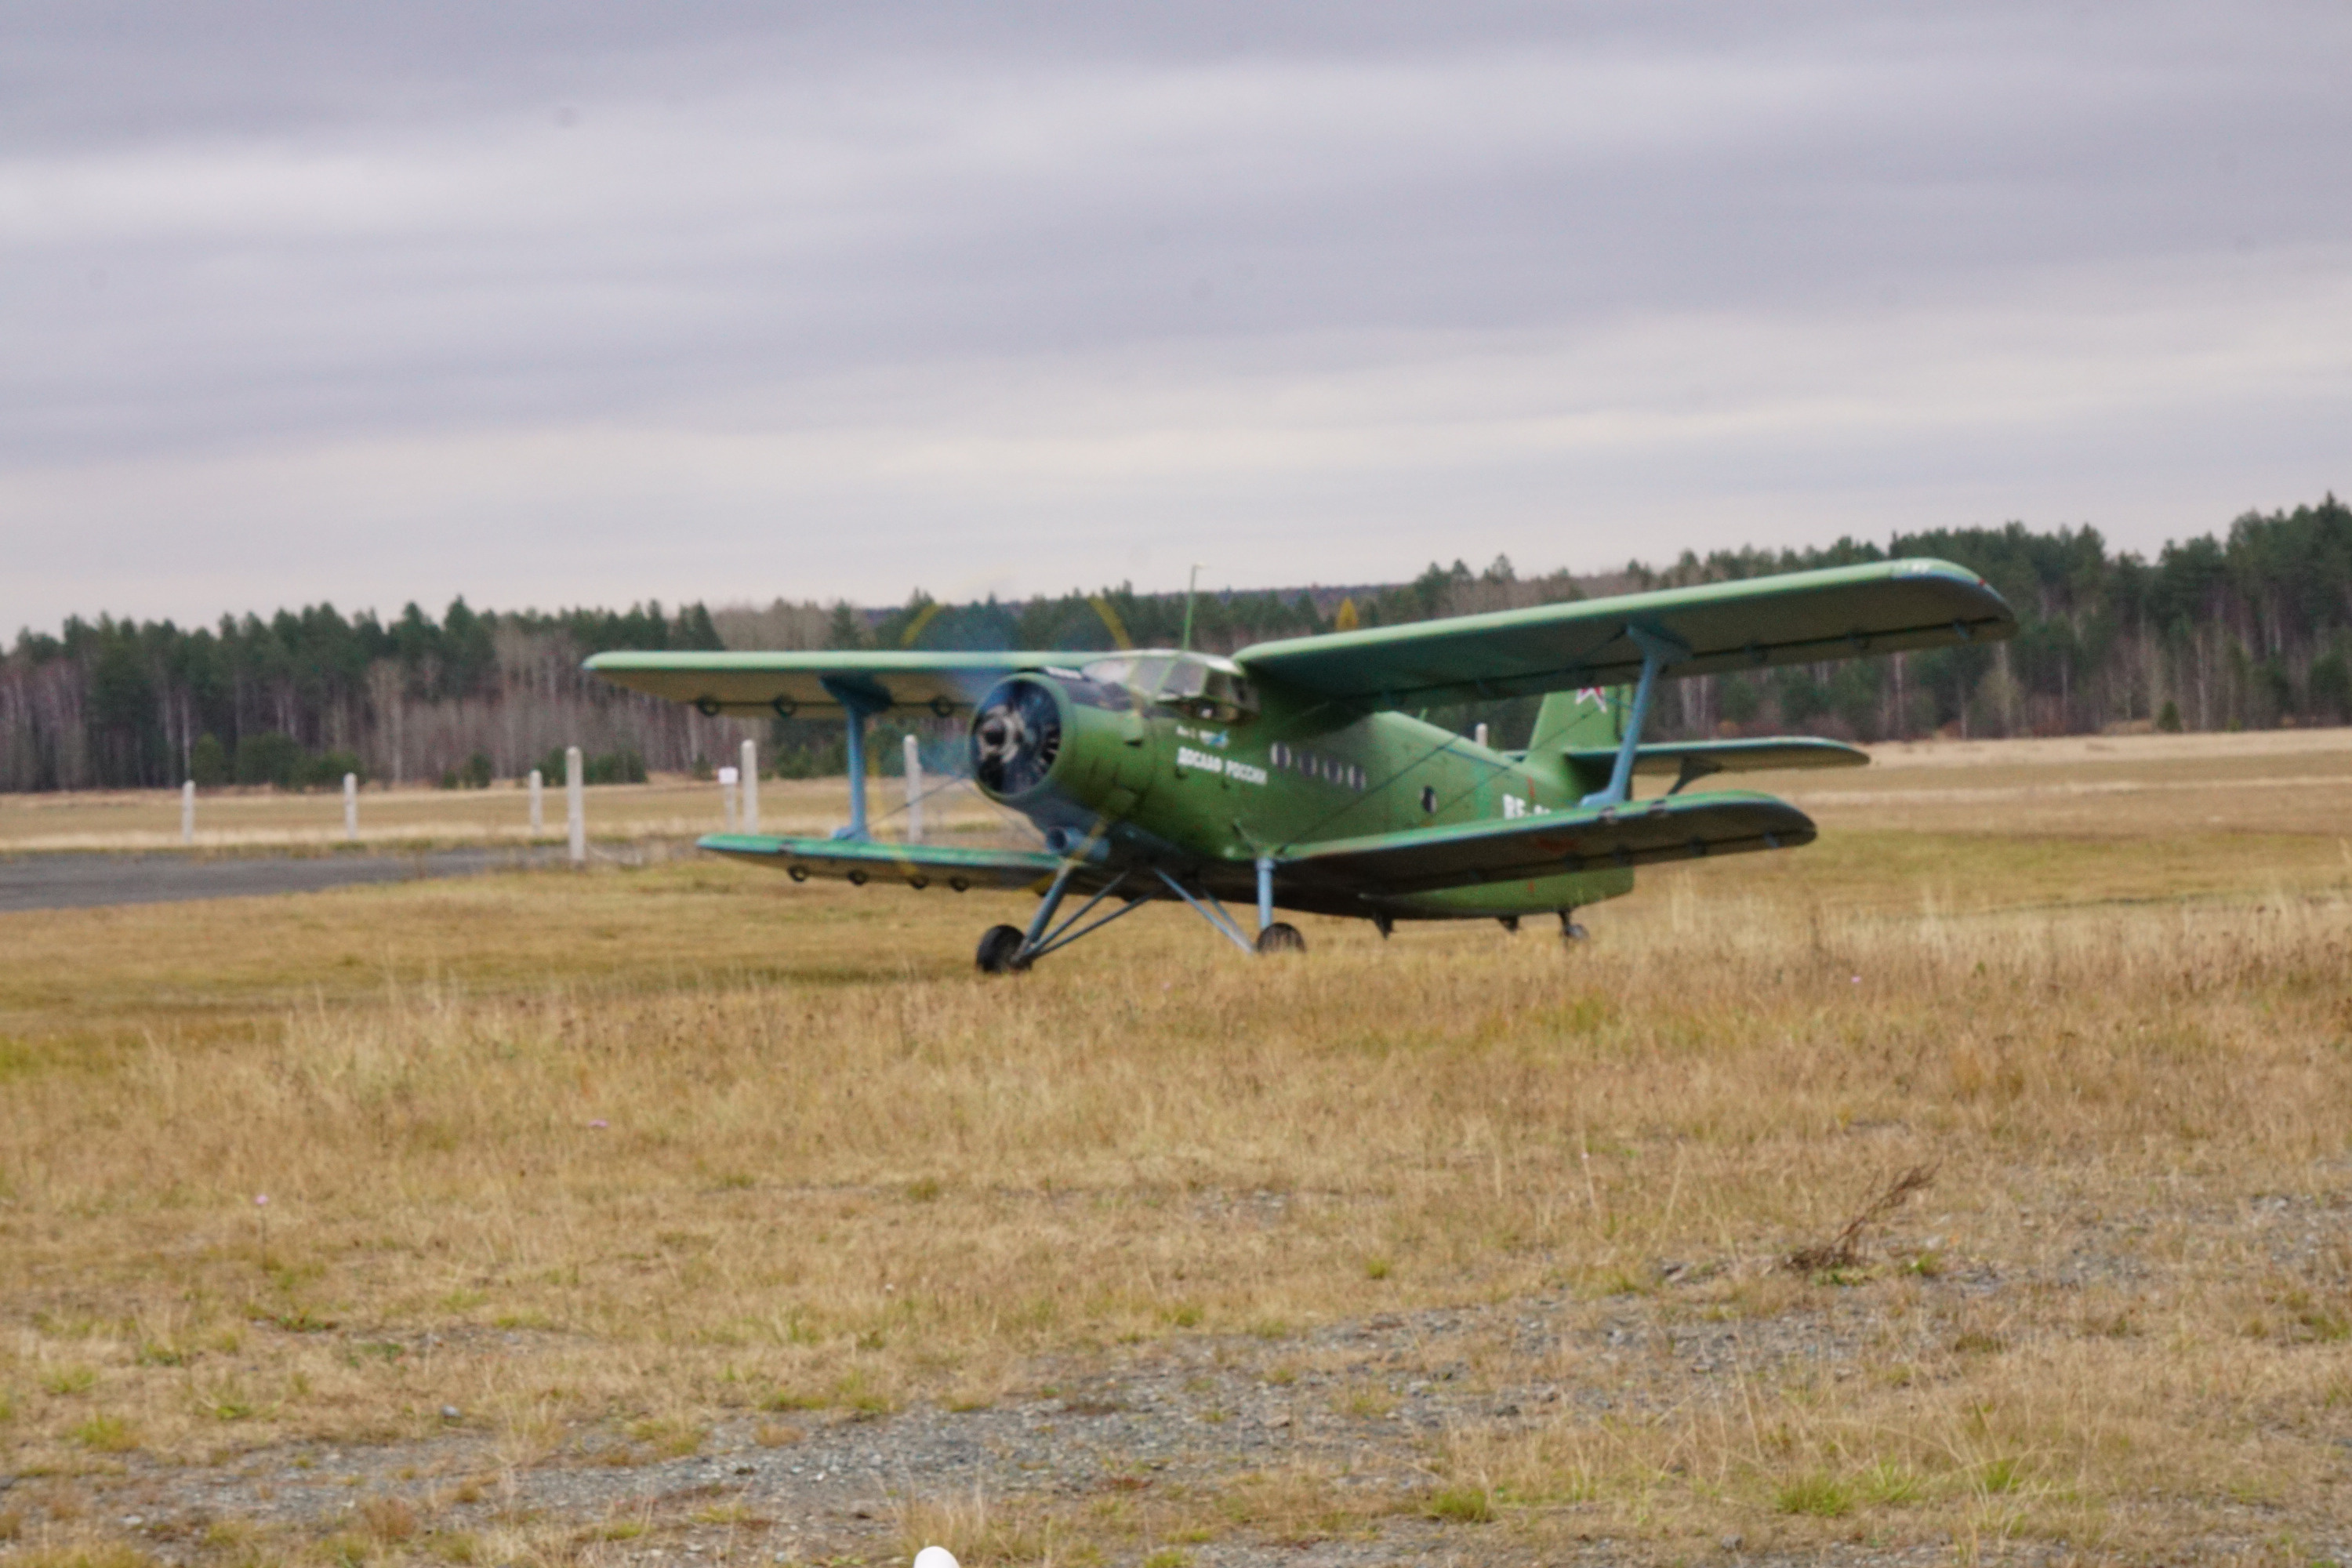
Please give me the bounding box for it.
[1420,785,1437,814]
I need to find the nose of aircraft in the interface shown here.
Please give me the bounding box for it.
[970,678,1064,797]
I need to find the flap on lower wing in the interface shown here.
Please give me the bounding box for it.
[699,834,1065,889]
[1564,738,1869,776]
[1279,792,1814,896]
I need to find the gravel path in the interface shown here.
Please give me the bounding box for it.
[0,848,574,913]
[16,1196,2351,1566]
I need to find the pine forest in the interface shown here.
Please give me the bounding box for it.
[5,497,2348,793]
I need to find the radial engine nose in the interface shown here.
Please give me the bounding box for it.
[970,678,1062,797]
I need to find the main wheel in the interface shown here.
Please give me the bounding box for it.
[975,924,1028,973]
[1557,910,1589,942]
[1255,922,1306,955]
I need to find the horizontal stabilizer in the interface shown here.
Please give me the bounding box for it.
[1564,737,1869,778]
[1236,559,2012,710]
[586,652,1069,717]
[699,833,1065,889]
[1279,791,1814,897]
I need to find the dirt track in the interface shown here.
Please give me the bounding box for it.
[35,1189,2351,1566]
[0,848,568,913]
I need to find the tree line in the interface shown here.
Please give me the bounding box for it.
[4,495,2346,791]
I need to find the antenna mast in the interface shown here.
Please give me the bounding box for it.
[1179,564,1203,653]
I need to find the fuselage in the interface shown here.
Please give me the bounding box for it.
[970,652,1634,920]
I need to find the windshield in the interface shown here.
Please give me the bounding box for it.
[1080,652,1256,721]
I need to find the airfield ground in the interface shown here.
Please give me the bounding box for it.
[4,730,2351,1566]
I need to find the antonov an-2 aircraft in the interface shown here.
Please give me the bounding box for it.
[588,560,2014,971]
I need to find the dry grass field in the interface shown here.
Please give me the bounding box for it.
[5,729,2352,1566]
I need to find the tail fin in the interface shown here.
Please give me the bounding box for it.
[1528,687,1622,753]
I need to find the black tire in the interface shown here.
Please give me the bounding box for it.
[1254,922,1307,956]
[976,924,1028,973]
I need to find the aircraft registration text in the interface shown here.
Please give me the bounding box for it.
[1176,746,1268,785]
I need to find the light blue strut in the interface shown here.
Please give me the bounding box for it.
[1579,624,1692,809]
[819,675,892,840]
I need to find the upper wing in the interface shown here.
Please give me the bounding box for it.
[1566,738,1870,776]
[583,652,1067,717]
[1236,559,2011,710]
[1279,791,1814,897]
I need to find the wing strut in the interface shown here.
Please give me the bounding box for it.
[1581,625,1689,808]
[819,677,891,840]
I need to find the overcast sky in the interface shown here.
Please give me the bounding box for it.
[5,2,2349,633]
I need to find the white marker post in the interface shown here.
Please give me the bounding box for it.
[719,766,739,833]
[528,768,543,834]
[739,739,760,836]
[904,735,924,843]
[181,779,194,844]
[343,773,358,841]
[1474,722,1490,749]
[565,746,585,867]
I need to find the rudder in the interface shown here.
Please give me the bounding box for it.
[1527,688,1622,752]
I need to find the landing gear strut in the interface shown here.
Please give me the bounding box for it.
[974,854,1316,972]
[1558,909,1588,942]
[974,862,1154,974]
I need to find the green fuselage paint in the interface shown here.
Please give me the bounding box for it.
[974,659,1632,920]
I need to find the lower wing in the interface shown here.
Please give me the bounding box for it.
[699,834,1065,889]
[1565,737,1869,776]
[1278,792,1813,897]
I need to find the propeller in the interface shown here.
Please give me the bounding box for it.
[971,679,1062,797]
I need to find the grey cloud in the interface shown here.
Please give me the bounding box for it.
[2,2,2349,628]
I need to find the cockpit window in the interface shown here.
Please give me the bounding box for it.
[1062,680,1131,711]
[1080,652,1256,722]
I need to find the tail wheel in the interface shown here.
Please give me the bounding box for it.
[976,924,1028,973]
[1254,922,1306,956]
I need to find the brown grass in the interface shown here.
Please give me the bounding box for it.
[5,735,2352,1561]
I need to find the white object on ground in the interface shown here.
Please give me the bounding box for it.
[343,772,358,840]
[905,734,924,843]
[913,1549,960,1568]
[566,746,585,866]
[719,764,739,832]
[181,779,194,844]
[740,738,760,835]
[528,768,543,833]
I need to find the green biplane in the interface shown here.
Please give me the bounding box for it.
[588,559,2013,970]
